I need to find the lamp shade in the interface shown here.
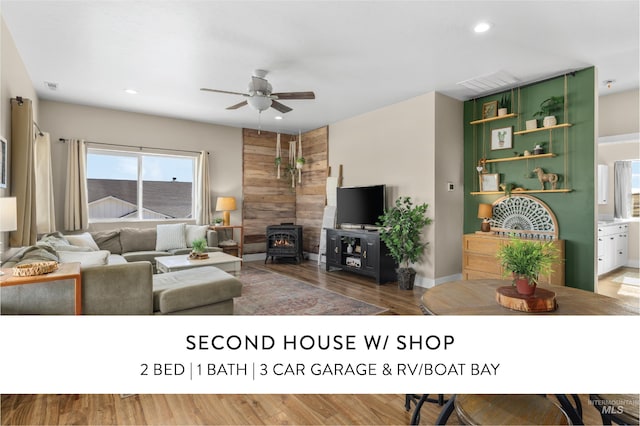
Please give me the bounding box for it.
[215,197,237,212]
[0,197,17,232]
[477,203,493,219]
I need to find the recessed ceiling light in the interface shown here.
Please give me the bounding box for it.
[474,22,491,33]
[124,89,138,95]
[274,116,283,120]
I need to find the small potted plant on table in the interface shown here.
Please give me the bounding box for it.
[189,238,209,259]
[377,196,433,290]
[496,236,559,296]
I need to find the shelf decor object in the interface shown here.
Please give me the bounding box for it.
[489,194,558,240]
[479,173,499,192]
[482,100,498,119]
[491,126,512,150]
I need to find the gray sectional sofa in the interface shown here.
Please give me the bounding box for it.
[1,226,242,315]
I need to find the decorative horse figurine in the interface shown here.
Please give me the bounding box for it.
[533,167,558,190]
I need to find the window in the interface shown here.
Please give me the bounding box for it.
[86,148,195,221]
[632,160,640,218]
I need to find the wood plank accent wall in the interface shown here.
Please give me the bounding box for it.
[242,127,328,255]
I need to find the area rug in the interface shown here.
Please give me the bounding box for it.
[612,271,640,287]
[234,266,387,315]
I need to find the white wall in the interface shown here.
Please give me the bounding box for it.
[598,89,640,267]
[39,100,243,232]
[1,17,39,255]
[328,91,463,286]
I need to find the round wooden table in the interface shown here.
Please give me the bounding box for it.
[455,394,570,425]
[421,279,639,315]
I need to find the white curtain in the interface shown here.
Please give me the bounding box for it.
[34,131,56,233]
[614,160,632,218]
[194,151,212,225]
[64,139,89,230]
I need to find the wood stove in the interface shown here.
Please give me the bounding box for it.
[265,224,303,264]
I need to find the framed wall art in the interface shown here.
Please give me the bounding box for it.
[479,173,499,192]
[0,136,7,189]
[491,126,512,151]
[481,101,498,119]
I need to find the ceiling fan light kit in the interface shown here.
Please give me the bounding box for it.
[201,69,315,131]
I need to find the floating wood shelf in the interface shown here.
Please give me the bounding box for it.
[470,189,573,195]
[484,153,556,163]
[469,113,518,125]
[514,123,572,135]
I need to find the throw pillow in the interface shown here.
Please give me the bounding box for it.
[185,225,208,247]
[58,250,110,268]
[91,230,122,254]
[156,223,187,251]
[120,228,157,253]
[64,232,100,251]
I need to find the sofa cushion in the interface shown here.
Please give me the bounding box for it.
[64,232,100,251]
[152,266,242,314]
[185,225,208,247]
[121,228,157,253]
[91,230,122,254]
[58,250,110,268]
[122,251,172,264]
[156,223,187,251]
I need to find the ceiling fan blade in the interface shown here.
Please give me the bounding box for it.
[251,76,270,94]
[271,100,292,114]
[272,91,315,100]
[226,100,248,110]
[200,88,248,96]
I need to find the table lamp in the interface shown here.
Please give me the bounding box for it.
[1,197,18,274]
[215,196,237,226]
[477,203,493,232]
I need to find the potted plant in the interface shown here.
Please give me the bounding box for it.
[213,217,223,226]
[533,95,564,128]
[496,236,559,296]
[377,196,433,290]
[498,93,510,116]
[189,238,208,259]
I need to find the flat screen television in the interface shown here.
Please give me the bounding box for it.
[336,184,386,228]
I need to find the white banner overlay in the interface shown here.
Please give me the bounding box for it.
[1,315,638,394]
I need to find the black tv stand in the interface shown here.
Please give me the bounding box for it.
[325,228,396,284]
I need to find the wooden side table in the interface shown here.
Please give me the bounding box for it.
[210,225,243,258]
[0,262,82,315]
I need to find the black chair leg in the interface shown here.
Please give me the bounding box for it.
[404,394,448,425]
[435,395,456,425]
[554,394,584,425]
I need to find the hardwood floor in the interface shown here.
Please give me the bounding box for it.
[597,266,640,309]
[1,393,610,425]
[1,261,633,425]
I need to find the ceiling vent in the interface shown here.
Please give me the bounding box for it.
[44,81,58,91]
[457,70,519,95]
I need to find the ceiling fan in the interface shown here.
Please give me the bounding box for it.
[200,69,315,114]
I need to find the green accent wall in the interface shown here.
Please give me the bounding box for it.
[463,67,596,291]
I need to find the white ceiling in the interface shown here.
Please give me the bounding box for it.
[2,1,638,134]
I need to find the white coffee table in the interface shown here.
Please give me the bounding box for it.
[155,252,242,274]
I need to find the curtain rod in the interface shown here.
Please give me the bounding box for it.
[58,138,208,155]
[33,122,44,136]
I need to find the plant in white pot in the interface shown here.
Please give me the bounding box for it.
[533,96,564,128]
[496,236,559,296]
[377,196,433,290]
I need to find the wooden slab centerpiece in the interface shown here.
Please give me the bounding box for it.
[496,286,557,312]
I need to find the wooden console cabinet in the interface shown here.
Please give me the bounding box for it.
[462,233,565,286]
[325,228,396,284]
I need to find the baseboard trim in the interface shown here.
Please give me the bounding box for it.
[414,273,463,289]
